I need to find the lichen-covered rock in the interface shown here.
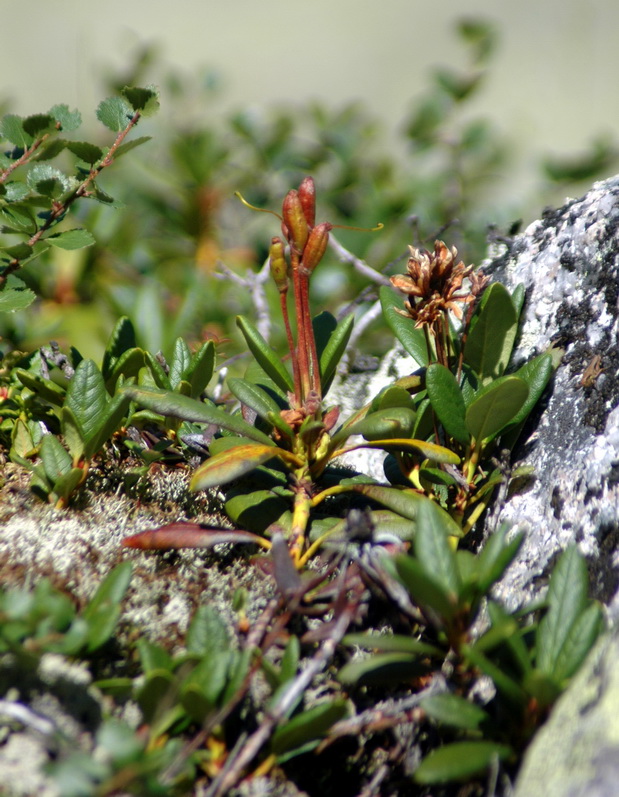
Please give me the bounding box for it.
[484,176,619,615]
[514,626,619,797]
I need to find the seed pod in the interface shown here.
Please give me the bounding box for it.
[301,222,332,274]
[298,176,316,228]
[269,237,288,292]
[282,189,309,252]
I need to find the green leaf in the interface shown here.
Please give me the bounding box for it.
[96,96,134,132]
[463,642,528,705]
[82,562,132,652]
[169,338,192,390]
[318,312,354,393]
[40,434,72,481]
[425,363,469,445]
[47,228,95,250]
[136,638,173,674]
[191,444,295,491]
[84,391,131,460]
[465,377,528,443]
[551,602,603,683]
[420,693,488,731]
[338,652,429,687]
[414,741,512,784]
[536,546,589,674]
[123,386,274,445]
[1,114,31,147]
[477,525,524,593]
[0,276,36,313]
[279,635,301,683]
[142,352,171,390]
[112,135,152,159]
[52,467,84,504]
[343,633,443,658]
[49,104,82,131]
[65,359,108,444]
[186,605,230,656]
[500,353,554,447]
[27,164,71,197]
[379,285,429,366]
[61,406,84,462]
[66,141,104,165]
[414,499,461,598]
[334,406,416,444]
[511,283,526,316]
[228,378,293,439]
[181,653,230,721]
[348,484,463,538]
[122,86,160,116]
[102,316,137,379]
[394,555,457,623]
[236,315,293,394]
[188,340,215,397]
[225,489,291,534]
[272,700,349,759]
[463,283,518,382]
[23,114,55,138]
[104,348,145,393]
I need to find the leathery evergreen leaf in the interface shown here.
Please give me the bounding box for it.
[551,602,603,683]
[102,316,137,379]
[40,434,72,480]
[465,377,528,443]
[82,562,132,652]
[379,285,429,366]
[476,525,524,593]
[426,363,469,445]
[420,693,489,731]
[236,315,293,393]
[169,338,191,390]
[348,484,463,538]
[272,700,349,758]
[414,499,461,598]
[191,444,299,491]
[463,282,518,383]
[84,391,131,460]
[319,312,354,393]
[394,555,457,622]
[343,633,443,658]
[228,377,293,438]
[536,545,588,674]
[338,652,429,686]
[188,340,215,397]
[414,741,512,784]
[65,359,108,443]
[500,353,554,447]
[187,604,230,657]
[336,407,416,443]
[356,438,460,465]
[122,386,274,445]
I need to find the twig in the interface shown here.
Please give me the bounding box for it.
[214,256,272,342]
[209,592,358,796]
[328,234,392,287]
[335,298,383,377]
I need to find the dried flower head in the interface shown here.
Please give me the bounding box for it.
[390,240,488,327]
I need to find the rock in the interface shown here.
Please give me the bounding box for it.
[514,626,619,797]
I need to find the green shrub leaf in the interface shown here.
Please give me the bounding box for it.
[426,363,469,445]
[236,315,293,393]
[414,741,512,784]
[96,96,134,132]
[420,693,489,731]
[47,229,96,250]
[379,285,429,366]
[272,700,349,759]
[191,444,297,491]
[463,282,518,382]
[319,312,354,393]
[465,377,528,443]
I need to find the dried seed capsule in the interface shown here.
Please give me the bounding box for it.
[300,222,332,274]
[282,189,309,253]
[269,237,288,292]
[298,176,316,228]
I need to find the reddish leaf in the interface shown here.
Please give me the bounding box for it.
[122,522,264,550]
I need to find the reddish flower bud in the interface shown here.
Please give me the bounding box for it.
[298,176,316,228]
[269,237,288,292]
[282,189,309,253]
[300,222,332,274]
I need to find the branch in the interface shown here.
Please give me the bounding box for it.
[328,233,391,287]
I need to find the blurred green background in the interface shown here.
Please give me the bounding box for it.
[1,0,617,364]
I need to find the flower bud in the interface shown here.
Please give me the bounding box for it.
[269,237,288,292]
[282,189,309,253]
[298,176,316,228]
[300,222,332,274]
